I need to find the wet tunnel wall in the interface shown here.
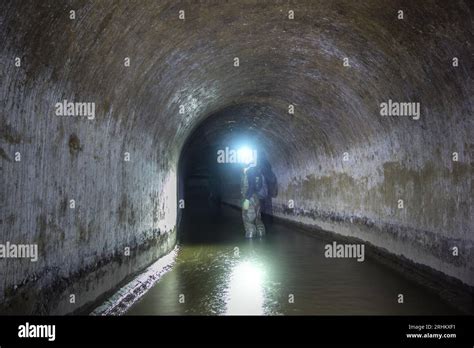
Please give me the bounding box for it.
[0,0,472,314]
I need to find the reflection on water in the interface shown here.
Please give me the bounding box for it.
[226,260,265,315]
[126,202,459,316]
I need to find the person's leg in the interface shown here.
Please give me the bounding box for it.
[255,198,266,237]
[242,202,257,238]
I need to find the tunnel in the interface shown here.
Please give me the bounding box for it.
[0,0,472,316]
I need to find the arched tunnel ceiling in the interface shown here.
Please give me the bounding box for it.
[2,0,472,165]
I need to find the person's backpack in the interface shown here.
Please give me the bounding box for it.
[266,170,277,198]
[255,173,268,200]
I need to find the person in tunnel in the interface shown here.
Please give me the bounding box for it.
[241,162,267,238]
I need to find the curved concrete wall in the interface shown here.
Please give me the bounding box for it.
[0,0,472,313]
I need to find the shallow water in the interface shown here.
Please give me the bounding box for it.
[126,200,458,315]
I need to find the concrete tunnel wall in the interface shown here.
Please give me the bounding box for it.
[0,0,472,314]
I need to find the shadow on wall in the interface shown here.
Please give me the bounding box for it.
[259,156,278,226]
[208,156,223,217]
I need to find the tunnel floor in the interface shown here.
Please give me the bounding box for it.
[125,196,459,315]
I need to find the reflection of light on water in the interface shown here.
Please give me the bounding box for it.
[225,261,265,315]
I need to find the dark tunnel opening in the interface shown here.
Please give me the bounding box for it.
[177,104,280,242]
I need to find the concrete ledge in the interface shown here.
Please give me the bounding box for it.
[0,229,177,315]
[90,246,178,316]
